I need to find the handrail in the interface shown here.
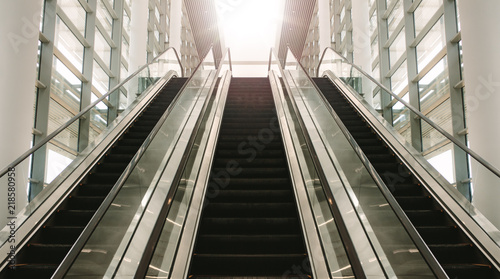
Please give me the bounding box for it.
[0,47,183,178]
[132,48,232,278]
[269,49,368,278]
[227,48,233,72]
[286,47,449,278]
[51,47,214,279]
[317,46,500,180]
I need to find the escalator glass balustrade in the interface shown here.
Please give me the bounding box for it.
[0,77,187,279]
[188,78,311,278]
[313,47,500,278]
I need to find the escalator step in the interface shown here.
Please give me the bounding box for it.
[405,210,449,226]
[211,167,288,178]
[203,203,297,218]
[213,158,286,168]
[32,226,83,244]
[0,77,188,279]
[416,226,465,244]
[195,235,304,254]
[190,254,308,276]
[190,78,309,277]
[208,190,293,203]
[313,77,500,279]
[442,264,496,279]
[429,243,482,264]
[395,196,434,210]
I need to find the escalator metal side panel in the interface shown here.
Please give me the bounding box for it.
[322,71,500,271]
[57,70,217,279]
[168,71,232,279]
[281,70,388,278]
[268,72,331,279]
[0,73,177,271]
[110,70,220,278]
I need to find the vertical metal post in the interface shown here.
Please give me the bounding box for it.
[402,0,423,152]
[376,0,393,123]
[78,0,97,152]
[443,0,470,199]
[31,0,58,199]
[108,0,125,122]
[345,0,354,62]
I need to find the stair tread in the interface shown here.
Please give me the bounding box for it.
[0,78,187,279]
[191,78,309,277]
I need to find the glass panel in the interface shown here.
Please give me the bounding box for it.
[458,40,464,78]
[270,60,354,277]
[36,40,42,79]
[47,98,79,159]
[94,29,112,67]
[51,57,82,114]
[416,16,446,73]
[93,60,110,95]
[393,92,411,144]
[96,0,113,38]
[146,53,231,278]
[54,15,85,72]
[420,56,451,159]
[389,30,406,69]
[89,93,108,143]
[122,9,131,35]
[316,46,500,251]
[46,143,76,184]
[371,36,379,65]
[66,51,214,278]
[372,63,381,84]
[419,57,449,113]
[390,60,408,95]
[121,36,130,62]
[287,50,434,277]
[58,0,87,36]
[413,0,442,36]
[0,49,183,252]
[120,62,128,83]
[387,0,403,38]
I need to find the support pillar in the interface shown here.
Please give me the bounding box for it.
[317,0,331,77]
[169,0,182,55]
[351,0,373,106]
[0,1,43,227]
[128,0,149,105]
[457,0,500,229]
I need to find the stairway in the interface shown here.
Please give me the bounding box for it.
[189,78,311,278]
[313,77,500,279]
[0,77,187,279]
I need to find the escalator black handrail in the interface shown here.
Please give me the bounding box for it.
[285,47,450,278]
[132,48,232,279]
[0,47,183,178]
[270,49,367,279]
[317,46,500,181]
[51,47,215,279]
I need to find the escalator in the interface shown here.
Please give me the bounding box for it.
[189,78,311,278]
[0,77,187,279]
[313,77,500,279]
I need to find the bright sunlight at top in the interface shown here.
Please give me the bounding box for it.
[216,0,284,76]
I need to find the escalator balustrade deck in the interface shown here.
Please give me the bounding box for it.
[189,78,311,279]
[313,77,500,279]
[0,77,187,279]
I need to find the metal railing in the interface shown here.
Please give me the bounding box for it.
[269,48,368,278]
[52,47,218,278]
[0,47,183,178]
[284,47,449,278]
[317,46,500,181]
